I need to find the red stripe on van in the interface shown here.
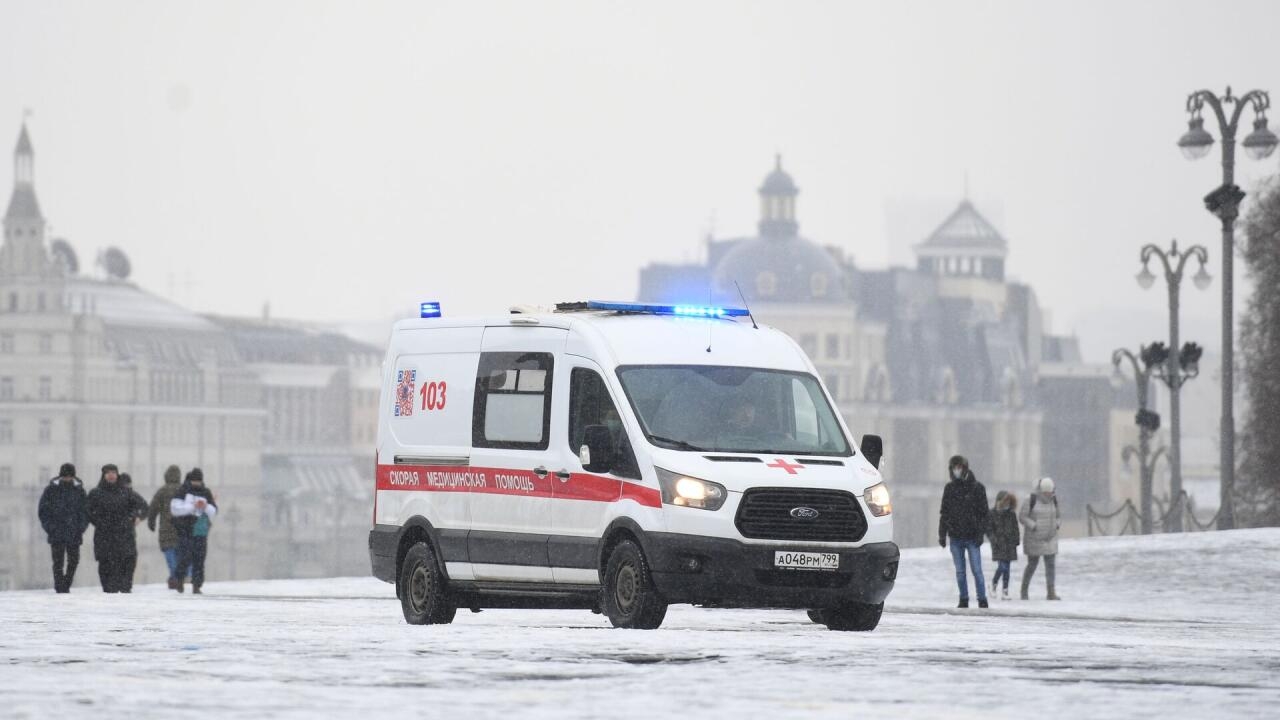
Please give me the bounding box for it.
[375,463,661,508]
[618,481,662,509]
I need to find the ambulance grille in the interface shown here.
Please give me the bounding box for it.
[735,488,867,542]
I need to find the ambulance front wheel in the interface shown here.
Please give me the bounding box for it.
[602,539,668,630]
[399,542,457,625]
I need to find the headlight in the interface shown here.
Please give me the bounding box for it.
[864,482,891,517]
[656,468,727,511]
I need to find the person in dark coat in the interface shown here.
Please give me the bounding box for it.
[987,490,1020,601]
[170,468,217,594]
[86,464,146,593]
[938,455,991,608]
[37,462,89,593]
[147,465,183,586]
[117,473,149,592]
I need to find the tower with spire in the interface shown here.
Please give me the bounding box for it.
[2,122,51,278]
[757,154,798,239]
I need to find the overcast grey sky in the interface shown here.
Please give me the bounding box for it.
[2,0,1278,360]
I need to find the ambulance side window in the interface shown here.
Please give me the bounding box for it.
[473,352,554,450]
[569,368,639,480]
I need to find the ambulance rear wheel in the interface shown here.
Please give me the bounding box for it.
[820,602,883,632]
[399,542,456,625]
[602,540,667,630]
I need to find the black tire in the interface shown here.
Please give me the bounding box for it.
[602,539,667,629]
[399,542,456,625]
[806,609,827,624]
[822,602,883,632]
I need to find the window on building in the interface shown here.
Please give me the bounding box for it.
[756,271,778,298]
[825,334,840,360]
[0,420,13,444]
[39,377,51,400]
[473,352,554,449]
[39,333,51,354]
[0,334,12,353]
[0,467,11,488]
[811,272,829,298]
[38,419,51,444]
[0,518,10,542]
[799,334,818,359]
[39,466,50,482]
[0,377,12,400]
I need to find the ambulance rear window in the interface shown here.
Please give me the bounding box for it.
[473,352,554,450]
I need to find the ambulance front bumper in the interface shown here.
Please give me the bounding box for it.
[644,532,899,609]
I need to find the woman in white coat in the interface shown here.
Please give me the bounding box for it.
[1019,477,1061,601]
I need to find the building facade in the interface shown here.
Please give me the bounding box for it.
[639,158,1136,546]
[0,125,378,590]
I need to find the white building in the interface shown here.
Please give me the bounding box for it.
[0,124,376,590]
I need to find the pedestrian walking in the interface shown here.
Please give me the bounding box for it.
[1019,477,1062,601]
[87,464,147,593]
[938,455,990,608]
[170,468,217,594]
[147,465,183,586]
[117,473,148,592]
[987,490,1020,601]
[37,463,89,593]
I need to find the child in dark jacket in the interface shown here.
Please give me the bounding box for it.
[988,491,1020,600]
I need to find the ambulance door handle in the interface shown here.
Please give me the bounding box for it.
[555,470,571,482]
[533,466,548,478]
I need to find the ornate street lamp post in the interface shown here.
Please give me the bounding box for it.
[1178,87,1279,530]
[1113,345,1169,533]
[1136,240,1210,531]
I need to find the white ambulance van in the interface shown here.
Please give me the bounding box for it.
[369,301,898,631]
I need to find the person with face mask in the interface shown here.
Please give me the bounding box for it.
[938,455,991,608]
[1020,477,1062,601]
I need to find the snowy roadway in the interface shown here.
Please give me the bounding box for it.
[3,529,1278,719]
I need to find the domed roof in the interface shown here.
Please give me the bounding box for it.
[918,200,1006,251]
[712,235,848,304]
[759,154,797,195]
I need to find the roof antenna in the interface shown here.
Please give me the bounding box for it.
[734,280,758,330]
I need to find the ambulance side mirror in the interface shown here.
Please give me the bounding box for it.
[581,425,616,474]
[860,434,883,470]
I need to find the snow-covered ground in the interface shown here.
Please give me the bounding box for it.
[2,529,1277,719]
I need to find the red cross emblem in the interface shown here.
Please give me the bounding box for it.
[766,458,805,475]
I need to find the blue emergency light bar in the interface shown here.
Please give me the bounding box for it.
[419,301,442,319]
[585,300,750,318]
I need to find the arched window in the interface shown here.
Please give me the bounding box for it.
[810,272,829,298]
[756,271,778,297]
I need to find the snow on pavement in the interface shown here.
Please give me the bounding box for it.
[2,529,1278,719]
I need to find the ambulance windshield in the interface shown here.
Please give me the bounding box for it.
[616,365,851,456]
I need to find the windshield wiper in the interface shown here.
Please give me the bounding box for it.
[647,435,704,451]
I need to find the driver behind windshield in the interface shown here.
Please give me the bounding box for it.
[718,396,763,446]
